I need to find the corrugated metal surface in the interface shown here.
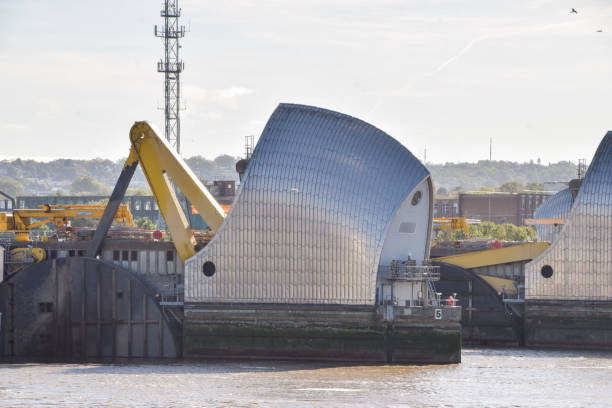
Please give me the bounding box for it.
[533,188,573,243]
[526,132,612,300]
[185,104,430,305]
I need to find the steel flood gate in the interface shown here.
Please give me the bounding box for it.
[0,257,180,359]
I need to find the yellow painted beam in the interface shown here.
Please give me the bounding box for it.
[478,274,517,296]
[435,242,550,269]
[129,121,226,262]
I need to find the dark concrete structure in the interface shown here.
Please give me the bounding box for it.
[524,301,612,349]
[184,303,461,363]
[434,262,521,345]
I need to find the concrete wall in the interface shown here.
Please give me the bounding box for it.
[184,303,461,363]
[525,300,612,349]
[433,197,459,218]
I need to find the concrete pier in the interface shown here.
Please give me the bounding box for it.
[184,303,461,364]
[525,300,612,350]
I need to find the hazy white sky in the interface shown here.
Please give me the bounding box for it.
[1,0,611,164]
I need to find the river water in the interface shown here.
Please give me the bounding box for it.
[1,347,611,407]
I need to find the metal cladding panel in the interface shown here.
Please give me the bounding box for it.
[526,132,612,300]
[185,104,430,305]
[533,188,573,243]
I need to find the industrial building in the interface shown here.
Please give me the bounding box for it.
[434,191,553,226]
[458,191,552,225]
[433,197,460,218]
[0,191,14,212]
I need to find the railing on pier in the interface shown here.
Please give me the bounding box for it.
[159,283,184,306]
[378,261,440,282]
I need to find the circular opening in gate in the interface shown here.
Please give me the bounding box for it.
[203,261,216,277]
[411,190,422,206]
[541,265,554,278]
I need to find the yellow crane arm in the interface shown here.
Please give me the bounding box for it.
[11,205,134,230]
[1,204,134,241]
[90,121,225,263]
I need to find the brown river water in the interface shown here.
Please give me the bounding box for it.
[1,347,611,407]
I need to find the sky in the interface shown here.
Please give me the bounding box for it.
[1,0,612,164]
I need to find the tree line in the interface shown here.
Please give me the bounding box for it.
[0,157,578,199]
[434,221,538,243]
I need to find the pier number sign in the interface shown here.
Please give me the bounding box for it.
[434,309,442,320]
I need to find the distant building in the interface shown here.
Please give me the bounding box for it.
[457,191,553,226]
[0,190,14,212]
[207,181,235,205]
[433,196,459,218]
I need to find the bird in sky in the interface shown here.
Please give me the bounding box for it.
[571,8,578,14]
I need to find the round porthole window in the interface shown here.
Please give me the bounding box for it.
[411,190,422,206]
[541,265,553,278]
[203,261,216,277]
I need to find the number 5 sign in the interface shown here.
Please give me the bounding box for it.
[435,309,442,320]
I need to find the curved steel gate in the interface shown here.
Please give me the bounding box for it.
[0,257,180,359]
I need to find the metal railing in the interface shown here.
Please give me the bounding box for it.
[159,283,184,306]
[379,262,440,282]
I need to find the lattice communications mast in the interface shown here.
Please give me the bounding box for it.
[155,0,185,153]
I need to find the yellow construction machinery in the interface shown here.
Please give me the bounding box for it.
[6,247,48,274]
[432,217,470,234]
[9,247,46,263]
[524,218,565,226]
[88,121,225,262]
[0,204,134,242]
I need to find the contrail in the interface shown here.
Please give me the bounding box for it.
[366,20,583,115]
[432,35,489,74]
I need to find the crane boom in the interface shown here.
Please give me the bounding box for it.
[0,204,134,242]
[88,121,226,262]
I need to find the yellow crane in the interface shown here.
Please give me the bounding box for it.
[0,203,134,242]
[88,121,225,262]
